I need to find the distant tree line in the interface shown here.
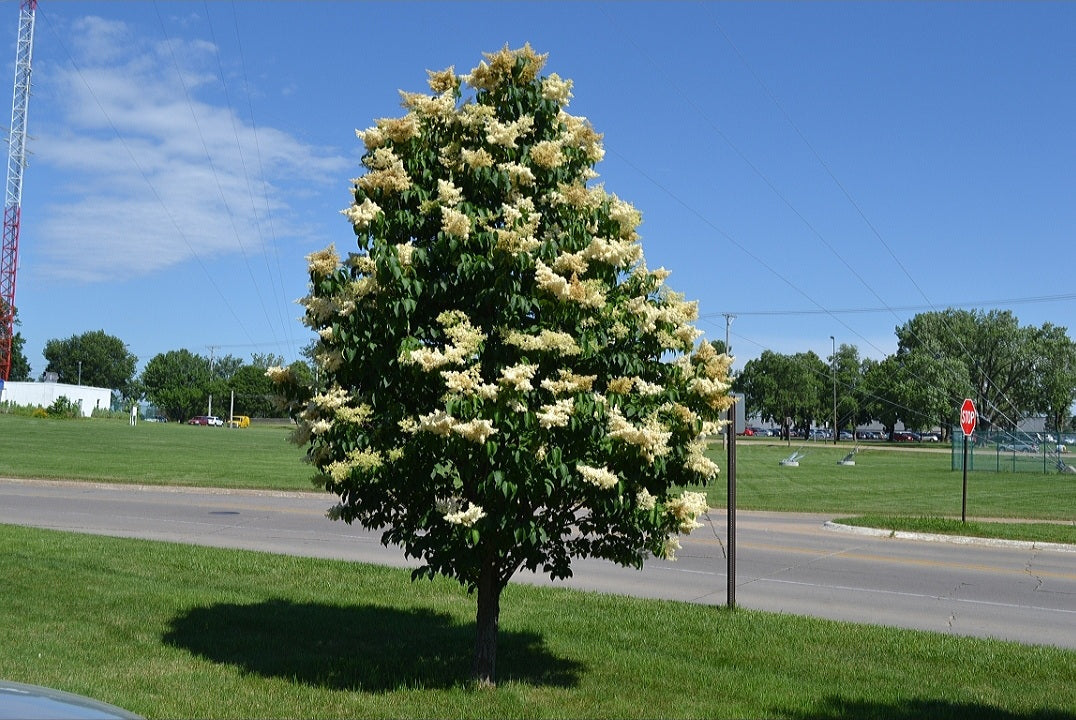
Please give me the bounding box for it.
[17,307,1076,434]
[17,324,312,422]
[733,309,1076,440]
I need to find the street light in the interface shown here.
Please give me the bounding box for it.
[830,336,837,445]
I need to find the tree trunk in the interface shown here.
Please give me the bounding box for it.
[473,554,501,687]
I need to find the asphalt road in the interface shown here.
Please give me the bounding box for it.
[1,478,1073,650]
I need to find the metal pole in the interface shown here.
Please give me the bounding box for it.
[961,434,968,523]
[727,401,736,609]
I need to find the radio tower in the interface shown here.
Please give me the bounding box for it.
[0,0,36,381]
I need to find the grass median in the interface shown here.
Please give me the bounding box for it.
[2,523,1073,719]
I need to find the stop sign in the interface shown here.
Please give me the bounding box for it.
[960,398,977,436]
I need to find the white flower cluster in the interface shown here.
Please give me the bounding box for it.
[306,245,339,277]
[493,197,541,254]
[402,312,486,371]
[606,376,663,396]
[665,491,709,533]
[607,406,671,463]
[576,464,619,490]
[530,139,565,169]
[399,90,456,119]
[264,365,292,384]
[499,363,537,392]
[438,179,464,206]
[540,370,596,395]
[395,242,415,267]
[683,440,720,479]
[541,72,573,104]
[557,110,604,163]
[341,198,382,230]
[444,502,486,527]
[451,418,498,444]
[607,195,642,240]
[534,259,606,309]
[499,161,536,188]
[405,409,498,445]
[536,398,574,428]
[504,328,581,356]
[357,148,411,194]
[441,206,471,239]
[681,342,736,411]
[636,487,657,511]
[486,115,534,148]
[325,447,384,482]
[441,365,499,399]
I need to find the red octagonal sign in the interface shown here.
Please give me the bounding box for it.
[960,398,977,436]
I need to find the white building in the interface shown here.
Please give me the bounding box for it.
[0,380,113,418]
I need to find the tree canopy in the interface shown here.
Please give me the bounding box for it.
[2,304,31,381]
[141,349,213,422]
[735,309,1076,439]
[42,330,137,396]
[269,45,733,685]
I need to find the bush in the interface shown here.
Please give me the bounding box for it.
[46,396,82,419]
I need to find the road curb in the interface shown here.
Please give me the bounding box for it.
[824,521,1076,553]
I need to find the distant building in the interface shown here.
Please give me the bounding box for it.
[0,380,113,418]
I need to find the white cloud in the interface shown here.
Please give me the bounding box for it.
[32,15,350,283]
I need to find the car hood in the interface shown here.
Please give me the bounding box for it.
[0,680,142,719]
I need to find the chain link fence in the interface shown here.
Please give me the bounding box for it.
[951,425,1076,474]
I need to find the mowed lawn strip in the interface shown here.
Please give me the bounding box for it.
[2,524,1073,720]
[835,515,1076,546]
[701,440,1075,522]
[0,415,311,490]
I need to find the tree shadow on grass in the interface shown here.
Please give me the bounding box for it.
[778,696,1076,720]
[162,598,582,691]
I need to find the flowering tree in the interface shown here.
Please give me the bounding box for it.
[269,45,733,686]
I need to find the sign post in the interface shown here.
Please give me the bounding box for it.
[959,398,977,523]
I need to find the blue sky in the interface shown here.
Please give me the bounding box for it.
[8,1,1075,375]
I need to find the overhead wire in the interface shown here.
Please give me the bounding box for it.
[151,1,269,351]
[227,0,299,359]
[200,1,294,354]
[34,7,256,349]
[599,4,1038,432]
[701,7,1042,434]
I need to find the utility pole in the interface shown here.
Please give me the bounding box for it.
[723,313,735,356]
[830,336,837,445]
[207,345,218,416]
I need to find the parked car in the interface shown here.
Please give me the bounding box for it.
[228,415,250,429]
[839,431,854,440]
[892,431,920,442]
[920,432,941,443]
[206,415,224,427]
[188,416,208,425]
[998,441,1038,453]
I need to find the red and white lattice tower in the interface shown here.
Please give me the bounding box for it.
[0,0,36,381]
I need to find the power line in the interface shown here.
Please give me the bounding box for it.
[703,291,1076,318]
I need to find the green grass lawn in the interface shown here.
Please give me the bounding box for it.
[706,439,1075,522]
[2,524,1073,720]
[835,515,1076,545]
[0,414,312,490]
